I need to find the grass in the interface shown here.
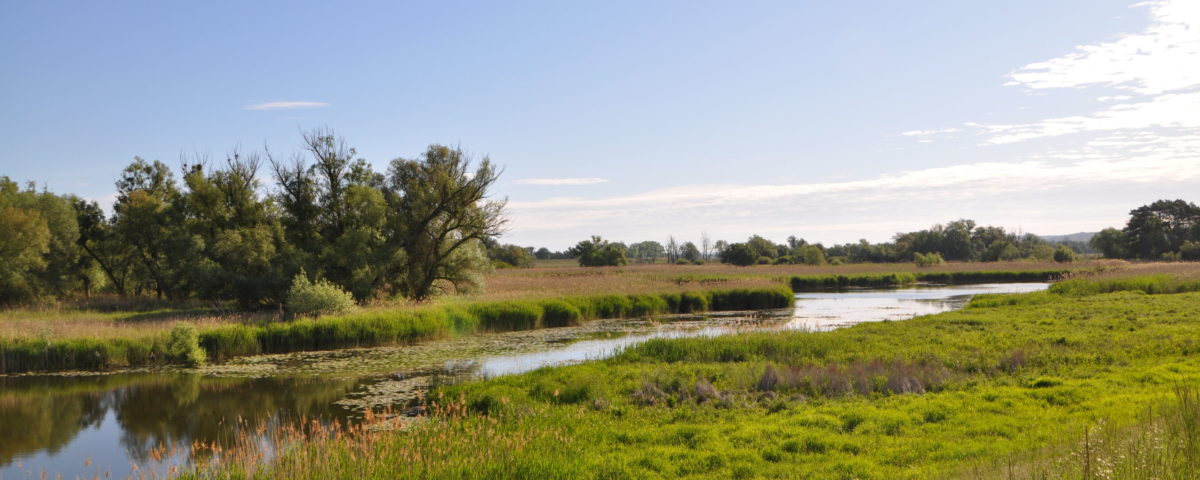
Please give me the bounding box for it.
[0,286,794,373]
[184,270,1200,479]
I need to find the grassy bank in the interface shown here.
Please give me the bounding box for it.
[188,274,1200,479]
[0,286,793,374]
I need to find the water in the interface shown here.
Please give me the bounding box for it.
[0,282,1046,479]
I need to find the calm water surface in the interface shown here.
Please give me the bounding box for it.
[0,282,1046,479]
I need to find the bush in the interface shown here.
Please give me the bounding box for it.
[913,252,944,267]
[287,273,356,317]
[167,322,206,367]
[1053,245,1076,263]
[756,256,772,265]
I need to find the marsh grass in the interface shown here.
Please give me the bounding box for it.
[174,273,1200,479]
[961,384,1200,480]
[1,286,794,373]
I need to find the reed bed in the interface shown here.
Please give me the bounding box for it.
[0,286,794,374]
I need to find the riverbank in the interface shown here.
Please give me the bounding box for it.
[0,286,793,373]
[188,273,1200,479]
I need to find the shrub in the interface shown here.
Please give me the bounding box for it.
[1052,245,1076,263]
[913,252,945,267]
[287,273,356,317]
[167,322,206,367]
[756,256,772,265]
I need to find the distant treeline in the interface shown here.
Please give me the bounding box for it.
[1088,199,1200,261]
[526,199,1197,269]
[538,220,1081,268]
[0,129,506,307]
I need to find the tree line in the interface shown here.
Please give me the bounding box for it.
[551,220,1083,268]
[1089,199,1200,260]
[0,129,506,307]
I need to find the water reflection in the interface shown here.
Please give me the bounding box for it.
[1,374,360,479]
[0,282,1046,478]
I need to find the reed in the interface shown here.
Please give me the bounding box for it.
[0,286,794,373]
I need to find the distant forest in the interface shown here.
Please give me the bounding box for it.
[499,199,1200,268]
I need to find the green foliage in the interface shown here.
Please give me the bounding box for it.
[719,243,758,266]
[573,236,628,267]
[1,130,507,307]
[488,242,536,268]
[0,177,82,304]
[1052,244,1076,263]
[286,273,356,317]
[166,322,206,366]
[913,252,944,267]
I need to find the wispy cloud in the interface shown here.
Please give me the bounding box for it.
[980,91,1200,144]
[907,0,1200,146]
[513,177,609,186]
[242,101,330,110]
[505,154,1200,247]
[900,127,962,137]
[1006,0,1200,94]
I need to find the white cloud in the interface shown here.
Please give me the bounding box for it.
[980,91,1200,144]
[1006,0,1200,94]
[900,128,962,137]
[513,177,609,186]
[505,153,1200,247]
[242,101,330,110]
[1097,95,1133,102]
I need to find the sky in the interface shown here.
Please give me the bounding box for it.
[2,0,1197,250]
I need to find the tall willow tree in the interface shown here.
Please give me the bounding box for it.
[387,145,506,300]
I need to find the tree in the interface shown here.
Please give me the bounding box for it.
[112,158,196,299]
[572,235,627,267]
[0,190,51,303]
[534,247,552,260]
[719,243,757,266]
[488,242,535,268]
[74,199,133,296]
[628,240,664,263]
[713,240,729,258]
[1090,228,1128,259]
[681,241,701,263]
[700,231,712,262]
[746,235,778,260]
[665,236,679,264]
[387,145,506,300]
[1123,199,1200,259]
[797,244,826,265]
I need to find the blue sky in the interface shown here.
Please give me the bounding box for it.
[2,1,1198,249]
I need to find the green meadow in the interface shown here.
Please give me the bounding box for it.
[189,274,1200,479]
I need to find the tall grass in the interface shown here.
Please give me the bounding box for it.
[960,384,1200,480]
[1050,274,1200,296]
[1,286,794,373]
